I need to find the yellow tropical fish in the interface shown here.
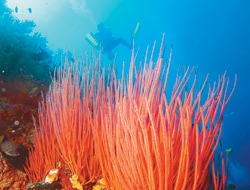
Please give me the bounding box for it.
[28,87,38,94]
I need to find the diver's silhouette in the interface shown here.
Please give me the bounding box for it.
[93,23,131,60]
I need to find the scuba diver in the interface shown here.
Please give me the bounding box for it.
[86,22,140,60]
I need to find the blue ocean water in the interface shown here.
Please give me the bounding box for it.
[2,0,250,188]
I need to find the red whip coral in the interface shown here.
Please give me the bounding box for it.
[25,60,102,188]
[24,98,62,183]
[92,41,236,189]
[25,39,235,189]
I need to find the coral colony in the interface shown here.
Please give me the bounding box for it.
[24,39,236,190]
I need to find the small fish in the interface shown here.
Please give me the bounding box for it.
[28,8,32,13]
[15,6,18,13]
[225,111,234,117]
[226,148,233,153]
[28,87,38,94]
[228,184,236,189]
[0,136,19,156]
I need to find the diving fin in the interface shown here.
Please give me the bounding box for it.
[131,22,140,39]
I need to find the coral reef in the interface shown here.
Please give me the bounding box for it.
[0,0,51,81]
[0,1,51,188]
[0,152,28,189]
[24,40,235,189]
[0,0,51,140]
